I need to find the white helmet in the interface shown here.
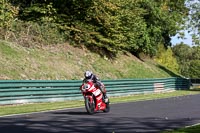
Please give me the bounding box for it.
[84,71,92,79]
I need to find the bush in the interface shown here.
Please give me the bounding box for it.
[189,60,200,78]
[1,20,67,47]
[0,0,18,29]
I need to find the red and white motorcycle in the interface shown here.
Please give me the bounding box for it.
[80,80,110,114]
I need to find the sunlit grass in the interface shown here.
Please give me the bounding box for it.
[0,40,173,80]
[110,90,199,103]
[162,124,200,133]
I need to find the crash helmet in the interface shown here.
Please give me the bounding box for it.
[84,71,93,79]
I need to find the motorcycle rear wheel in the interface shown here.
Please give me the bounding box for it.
[85,97,95,115]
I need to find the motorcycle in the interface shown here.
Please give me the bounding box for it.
[80,80,110,114]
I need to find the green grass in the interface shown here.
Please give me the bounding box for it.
[162,124,200,133]
[0,40,175,80]
[0,90,199,116]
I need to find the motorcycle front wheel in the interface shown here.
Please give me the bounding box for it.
[103,99,110,113]
[85,97,95,115]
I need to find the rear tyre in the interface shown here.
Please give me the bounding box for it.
[85,97,95,115]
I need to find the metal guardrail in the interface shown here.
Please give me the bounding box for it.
[191,79,200,84]
[190,78,200,89]
[0,77,190,105]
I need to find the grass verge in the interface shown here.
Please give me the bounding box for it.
[0,90,199,117]
[162,124,200,133]
[0,40,175,80]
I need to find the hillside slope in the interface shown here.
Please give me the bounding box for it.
[0,40,178,80]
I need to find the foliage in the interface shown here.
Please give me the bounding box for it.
[172,44,200,78]
[189,60,200,78]
[4,0,189,57]
[3,0,197,78]
[0,0,18,29]
[186,0,200,45]
[21,2,57,23]
[0,20,67,47]
[172,43,192,76]
[136,0,188,55]
[155,45,179,73]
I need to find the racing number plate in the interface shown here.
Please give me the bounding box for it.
[93,89,101,96]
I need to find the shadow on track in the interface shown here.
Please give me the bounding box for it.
[0,115,199,133]
[1,94,200,133]
[54,111,88,115]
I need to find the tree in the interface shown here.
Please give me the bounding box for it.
[172,44,200,78]
[0,0,18,29]
[156,45,179,73]
[172,43,192,77]
[186,0,200,45]
[5,0,189,57]
[189,60,200,78]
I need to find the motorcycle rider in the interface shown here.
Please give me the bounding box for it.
[83,71,108,103]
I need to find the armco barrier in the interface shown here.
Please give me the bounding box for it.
[191,78,200,84]
[0,77,190,105]
[191,78,200,89]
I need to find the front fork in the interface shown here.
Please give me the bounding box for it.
[85,95,95,107]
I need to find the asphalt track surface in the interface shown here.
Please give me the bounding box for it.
[1,94,200,133]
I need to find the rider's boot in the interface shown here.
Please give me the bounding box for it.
[99,86,108,103]
[103,93,109,103]
[99,86,109,103]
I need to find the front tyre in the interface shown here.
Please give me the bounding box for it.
[103,99,110,113]
[85,97,95,115]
